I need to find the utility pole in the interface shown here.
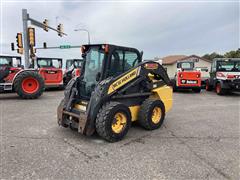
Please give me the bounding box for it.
[74,28,90,44]
[22,9,30,68]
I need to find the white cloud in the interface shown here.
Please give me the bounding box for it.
[0,1,239,60]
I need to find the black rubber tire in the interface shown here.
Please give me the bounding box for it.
[215,82,225,95]
[95,101,131,142]
[138,98,165,130]
[14,71,45,99]
[192,88,201,93]
[205,80,212,91]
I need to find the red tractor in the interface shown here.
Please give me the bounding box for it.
[0,55,45,99]
[171,61,201,93]
[63,59,83,86]
[36,57,63,89]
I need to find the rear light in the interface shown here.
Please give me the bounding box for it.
[102,44,109,53]
[179,73,183,78]
[227,75,235,79]
[217,72,225,78]
[196,74,200,78]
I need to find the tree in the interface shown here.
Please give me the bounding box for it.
[224,49,240,58]
[202,52,224,61]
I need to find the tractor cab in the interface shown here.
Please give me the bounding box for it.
[63,59,84,86]
[37,57,63,88]
[0,55,22,83]
[177,61,194,71]
[77,44,142,99]
[66,59,83,70]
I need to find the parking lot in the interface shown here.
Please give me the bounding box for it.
[0,90,239,180]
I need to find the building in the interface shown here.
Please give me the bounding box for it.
[162,55,211,80]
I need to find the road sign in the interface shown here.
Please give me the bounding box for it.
[60,45,71,49]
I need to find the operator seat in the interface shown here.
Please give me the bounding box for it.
[0,65,10,83]
[109,52,122,77]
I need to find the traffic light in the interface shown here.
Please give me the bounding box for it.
[16,33,23,48]
[43,19,48,32]
[57,24,63,37]
[11,43,15,51]
[28,27,35,46]
[43,42,47,48]
[17,48,23,55]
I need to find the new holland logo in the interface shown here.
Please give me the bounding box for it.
[108,68,139,94]
[112,71,137,88]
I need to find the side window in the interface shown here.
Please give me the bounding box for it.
[109,50,124,77]
[0,58,10,66]
[52,59,62,68]
[124,51,138,71]
[212,61,216,72]
[108,50,139,78]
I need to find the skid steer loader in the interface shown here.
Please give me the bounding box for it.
[57,44,173,142]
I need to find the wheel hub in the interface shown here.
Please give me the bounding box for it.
[151,107,162,124]
[111,112,127,134]
[21,77,39,94]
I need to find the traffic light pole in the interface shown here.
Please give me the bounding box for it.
[22,9,30,68]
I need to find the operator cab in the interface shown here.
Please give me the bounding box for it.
[37,57,62,69]
[214,59,240,72]
[0,55,22,83]
[66,59,83,70]
[36,57,63,88]
[177,61,194,71]
[78,44,142,99]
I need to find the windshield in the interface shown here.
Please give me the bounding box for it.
[217,61,240,72]
[66,59,83,69]
[177,62,194,70]
[0,57,21,67]
[80,47,105,98]
[37,58,62,68]
[0,57,11,66]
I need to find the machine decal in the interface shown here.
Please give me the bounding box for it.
[108,67,139,94]
[144,63,158,70]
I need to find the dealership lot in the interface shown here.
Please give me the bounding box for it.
[1,90,239,180]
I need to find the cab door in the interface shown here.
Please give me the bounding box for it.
[106,49,141,78]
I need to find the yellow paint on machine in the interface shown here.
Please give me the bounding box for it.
[108,68,139,94]
[74,103,87,111]
[151,86,173,113]
[128,105,140,121]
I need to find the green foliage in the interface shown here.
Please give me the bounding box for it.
[202,52,223,61]
[202,49,240,61]
[224,50,240,58]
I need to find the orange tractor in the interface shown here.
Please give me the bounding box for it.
[171,61,201,93]
[36,57,63,89]
[0,55,44,99]
[0,56,64,99]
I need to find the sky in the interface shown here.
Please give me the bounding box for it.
[0,0,239,62]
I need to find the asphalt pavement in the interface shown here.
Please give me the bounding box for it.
[0,90,239,180]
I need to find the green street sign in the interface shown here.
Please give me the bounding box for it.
[60,45,71,49]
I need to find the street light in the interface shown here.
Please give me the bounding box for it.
[74,28,90,44]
